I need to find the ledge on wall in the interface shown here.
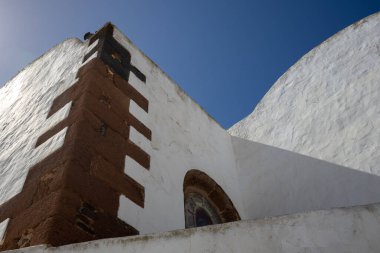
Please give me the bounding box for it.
[4,202,380,253]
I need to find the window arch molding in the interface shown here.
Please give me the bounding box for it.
[183,169,240,228]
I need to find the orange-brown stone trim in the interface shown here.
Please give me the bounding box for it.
[35,60,151,169]
[0,23,151,251]
[84,23,146,83]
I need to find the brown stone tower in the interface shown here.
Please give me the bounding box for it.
[0,23,151,251]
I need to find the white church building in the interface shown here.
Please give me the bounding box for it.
[0,11,379,253]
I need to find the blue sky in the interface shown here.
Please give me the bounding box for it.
[0,1,379,128]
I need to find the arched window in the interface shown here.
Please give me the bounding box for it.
[183,170,240,228]
[184,192,221,227]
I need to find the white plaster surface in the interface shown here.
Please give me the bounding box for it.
[0,39,87,208]
[123,155,149,186]
[128,71,148,99]
[84,39,99,55]
[229,12,380,175]
[7,203,380,253]
[114,16,380,233]
[80,51,98,68]
[0,219,9,244]
[232,136,380,220]
[37,101,72,141]
[129,100,149,126]
[129,126,151,155]
[118,195,143,230]
[114,27,245,233]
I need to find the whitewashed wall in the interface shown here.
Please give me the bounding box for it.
[113,19,380,232]
[0,39,87,207]
[232,136,380,220]
[0,27,245,238]
[113,28,246,233]
[229,12,380,175]
[7,203,380,253]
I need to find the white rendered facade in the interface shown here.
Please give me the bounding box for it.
[0,12,379,253]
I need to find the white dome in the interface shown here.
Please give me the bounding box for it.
[229,12,380,175]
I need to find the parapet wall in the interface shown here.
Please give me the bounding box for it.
[232,136,380,220]
[4,203,380,253]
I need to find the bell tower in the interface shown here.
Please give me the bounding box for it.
[0,23,151,251]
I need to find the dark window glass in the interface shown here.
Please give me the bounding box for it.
[195,208,213,227]
[184,192,221,228]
